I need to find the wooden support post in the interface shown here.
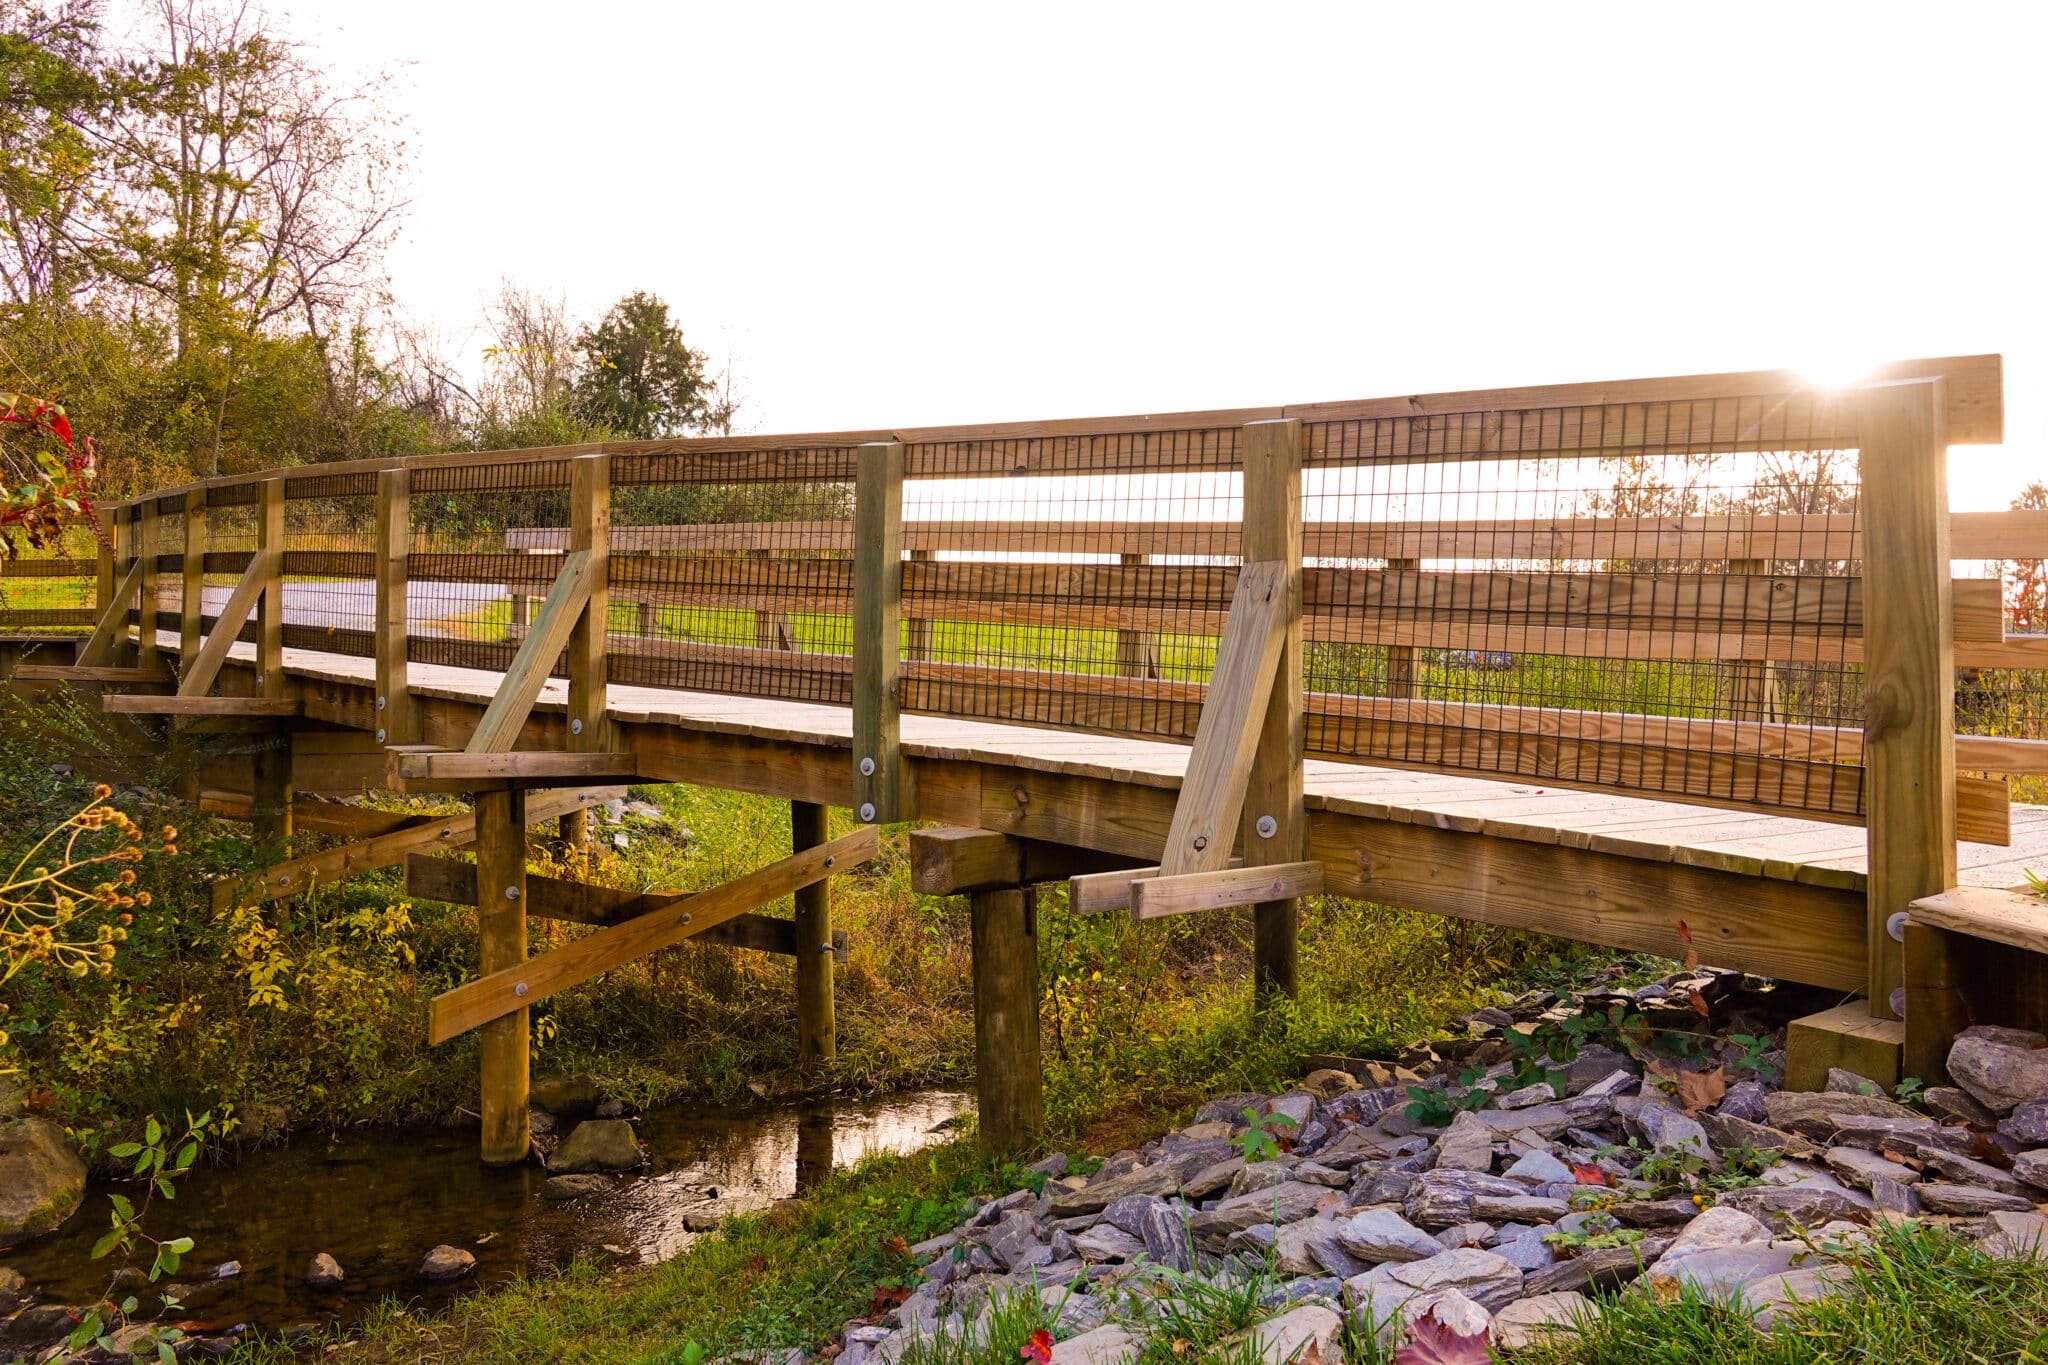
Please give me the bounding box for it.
[257,476,284,696]
[374,468,416,747]
[111,506,135,666]
[180,489,206,682]
[136,500,160,676]
[637,598,656,636]
[508,591,530,638]
[568,453,611,745]
[1241,418,1305,1003]
[475,786,530,1164]
[1384,557,1418,698]
[95,506,115,616]
[1858,378,1956,1047]
[970,885,1042,1152]
[1114,552,1160,679]
[793,800,835,1063]
[853,441,905,823]
[252,731,294,845]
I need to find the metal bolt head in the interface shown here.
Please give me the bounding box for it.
[513,982,528,998]
[569,718,583,736]
[376,728,387,744]
[859,756,876,777]
[1886,911,1909,943]
[376,695,387,712]
[1889,987,1907,1018]
[680,913,692,926]
[504,885,521,901]
[1255,814,1278,839]
[858,802,877,822]
[824,855,836,869]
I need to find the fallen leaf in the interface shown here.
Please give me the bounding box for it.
[1675,919,1699,971]
[1019,1329,1053,1365]
[865,1284,910,1318]
[1686,987,1711,1018]
[1394,1308,1492,1365]
[1674,1066,1729,1116]
[879,1234,910,1257]
[1573,1162,1614,1186]
[1298,1345,1326,1365]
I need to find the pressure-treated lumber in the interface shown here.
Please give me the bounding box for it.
[1241,419,1306,1001]
[1069,857,1245,914]
[852,441,905,822]
[14,665,173,683]
[793,800,834,1063]
[202,792,438,840]
[178,549,275,698]
[374,467,415,746]
[401,853,833,956]
[474,786,529,1164]
[74,558,143,668]
[257,477,284,697]
[1156,559,1289,877]
[463,549,600,753]
[428,825,878,1043]
[102,694,302,716]
[135,501,160,677]
[566,453,611,751]
[970,885,1043,1152]
[180,489,205,678]
[387,748,639,786]
[1858,378,1957,1039]
[1783,1002,1904,1094]
[1128,861,1324,920]
[908,827,1151,896]
[252,730,294,844]
[1909,886,2048,955]
[213,784,622,911]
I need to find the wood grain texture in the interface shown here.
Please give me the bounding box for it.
[257,478,284,696]
[792,800,834,1063]
[464,550,599,753]
[374,468,415,745]
[75,558,143,668]
[135,502,160,676]
[1068,857,1244,914]
[177,550,273,698]
[428,825,878,1043]
[1242,419,1305,1001]
[853,442,905,821]
[475,787,529,1164]
[1909,886,2048,955]
[389,749,638,783]
[568,453,611,752]
[14,665,172,683]
[181,490,205,679]
[970,886,1043,1152]
[1129,860,1323,920]
[1858,378,1957,1021]
[1157,560,1288,877]
[103,695,301,716]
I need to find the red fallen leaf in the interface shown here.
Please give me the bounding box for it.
[1019,1329,1053,1364]
[865,1284,910,1317]
[880,1234,910,1256]
[1686,987,1711,1018]
[172,1321,221,1333]
[1674,1066,1728,1117]
[1573,1163,1614,1186]
[1675,919,1700,971]
[1394,1307,1492,1365]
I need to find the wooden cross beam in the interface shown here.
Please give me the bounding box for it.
[74,557,145,668]
[386,747,639,792]
[463,549,601,753]
[403,854,849,961]
[211,784,623,911]
[428,824,878,1043]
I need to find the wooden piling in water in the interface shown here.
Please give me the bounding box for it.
[476,787,531,1163]
[793,800,835,1063]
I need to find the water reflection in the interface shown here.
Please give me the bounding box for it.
[0,1090,971,1334]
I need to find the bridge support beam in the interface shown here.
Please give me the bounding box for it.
[793,800,835,1063]
[475,787,531,1164]
[251,730,294,845]
[970,885,1042,1153]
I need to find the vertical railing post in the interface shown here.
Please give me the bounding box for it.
[853,441,906,823]
[476,786,531,1163]
[136,499,160,676]
[904,548,933,663]
[1858,378,1957,1072]
[1384,557,1419,699]
[793,800,835,1062]
[562,453,610,849]
[374,467,416,747]
[94,506,115,618]
[110,505,135,666]
[180,489,206,683]
[1114,552,1160,679]
[1726,558,1782,722]
[252,476,291,844]
[1241,418,1306,1004]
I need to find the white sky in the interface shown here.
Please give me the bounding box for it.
[289,1,2046,511]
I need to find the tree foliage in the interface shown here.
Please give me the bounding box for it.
[573,289,711,439]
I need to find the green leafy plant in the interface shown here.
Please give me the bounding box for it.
[1235,1106,1297,1162]
[1403,1077,1493,1127]
[1725,1032,1780,1082]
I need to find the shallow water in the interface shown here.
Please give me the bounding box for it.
[1,1090,972,1336]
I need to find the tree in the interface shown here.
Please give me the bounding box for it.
[572,290,710,439]
[0,0,113,307]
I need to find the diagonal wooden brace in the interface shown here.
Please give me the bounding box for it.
[428,824,879,1042]
[465,548,602,753]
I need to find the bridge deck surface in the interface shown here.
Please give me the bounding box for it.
[214,635,2046,898]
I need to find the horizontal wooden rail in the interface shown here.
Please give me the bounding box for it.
[0,558,95,578]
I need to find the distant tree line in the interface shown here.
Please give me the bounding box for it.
[0,0,737,503]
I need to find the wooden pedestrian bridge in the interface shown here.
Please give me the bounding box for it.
[6,354,2047,1157]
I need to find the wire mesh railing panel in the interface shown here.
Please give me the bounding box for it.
[282,487,376,660]
[148,507,184,640]
[898,429,1243,740]
[603,466,860,704]
[1300,398,1871,817]
[408,460,574,676]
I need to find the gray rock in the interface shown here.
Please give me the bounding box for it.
[1979,1210,2048,1261]
[1925,1087,1999,1128]
[1181,1158,1244,1199]
[1337,1207,1446,1263]
[1232,1302,1343,1365]
[1403,1169,1529,1229]
[0,1114,86,1240]
[1266,1092,1317,1127]
[595,1099,631,1119]
[1960,1024,2048,1049]
[1495,1082,1559,1110]
[1099,1193,1168,1239]
[1072,1224,1145,1262]
[418,1244,476,1281]
[1429,1110,1494,1171]
[1869,1177,1923,1216]
[1700,1110,1817,1157]
[1226,1223,1279,1257]
[1523,1236,1674,1295]
[2013,1147,2048,1192]
[1999,1100,2048,1144]
[0,1303,84,1351]
[1189,1181,1327,1247]
[1658,1205,1765,1261]
[1046,1325,1137,1365]
[1716,1080,1771,1123]
[1292,1160,1350,1189]
[305,1252,345,1288]
[529,1073,603,1115]
[1434,1221,1494,1250]
[1824,1147,1919,1190]
[1137,1202,1192,1272]
[1630,1100,1713,1157]
[549,1118,643,1172]
[1764,1089,1920,1136]
[1354,1165,1420,1207]
[988,1211,1048,1270]
[1948,1034,2048,1115]
[1347,1247,1523,1312]
[1229,1159,1297,1199]
[1504,1150,1574,1186]
[1495,1231,1557,1271]
[1275,1214,1368,1278]
[1715,1179,1873,1229]
[542,1173,615,1200]
[1492,1291,1594,1351]
[1028,1153,1070,1179]
[1919,1150,2030,1196]
[1559,1046,1640,1095]
[1052,1154,1210,1217]
[1647,1243,1799,1299]
[1745,1264,1855,1330]
[1827,1114,1978,1157]
[1470,1193,1568,1222]
[1610,1198,1705,1229]
[1826,1068,1889,1098]
[1916,1182,2037,1214]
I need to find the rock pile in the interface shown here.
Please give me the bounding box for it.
[829,985,2048,1365]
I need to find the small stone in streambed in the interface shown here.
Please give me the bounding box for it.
[305,1252,345,1288]
[596,1099,633,1119]
[418,1244,477,1281]
[528,1074,603,1117]
[542,1173,616,1200]
[548,1118,644,1172]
